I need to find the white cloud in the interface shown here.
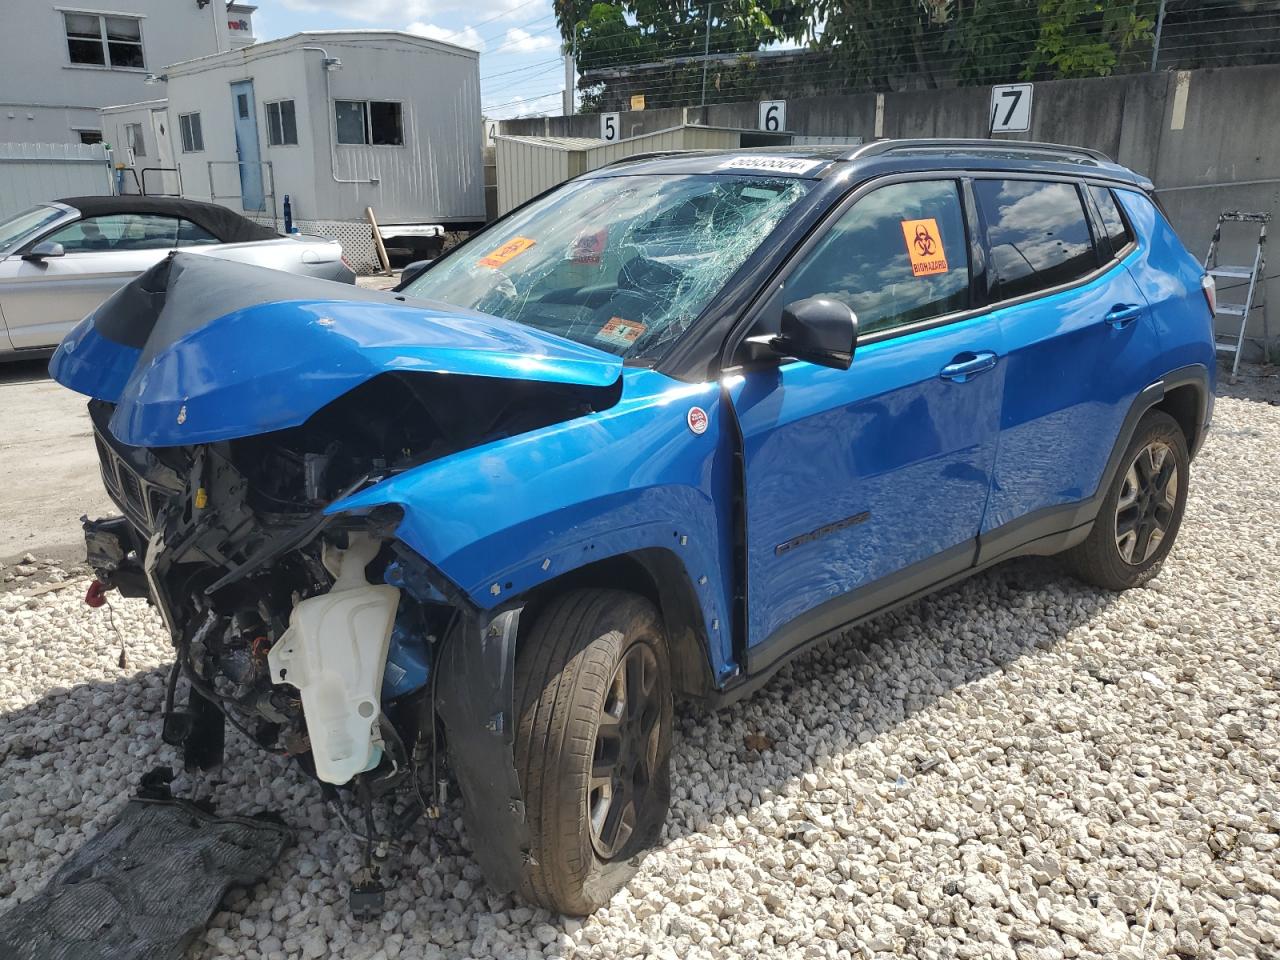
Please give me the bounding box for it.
[406,20,485,50]
[502,27,557,52]
[279,0,432,21]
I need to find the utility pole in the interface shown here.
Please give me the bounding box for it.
[563,41,575,116]
[700,0,712,107]
[1151,0,1167,72]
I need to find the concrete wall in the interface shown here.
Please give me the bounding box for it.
[0,0,232,144]
[162,32,485,226]
[501,64,1280,356]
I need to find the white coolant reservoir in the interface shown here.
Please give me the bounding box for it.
[268,532,400,785]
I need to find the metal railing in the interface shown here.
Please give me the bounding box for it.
[206,159,278,230]
[141,166,183,197]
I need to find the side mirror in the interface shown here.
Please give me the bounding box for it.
[394,259,434,291]
[771,297,858,370]
[23,241,65,263]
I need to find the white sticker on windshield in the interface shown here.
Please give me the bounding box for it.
[719,156,823,175]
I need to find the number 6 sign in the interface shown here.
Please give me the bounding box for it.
[759,100,786,132]
[990,84,1032,133]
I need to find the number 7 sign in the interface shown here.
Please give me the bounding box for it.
[990,83,1032,133]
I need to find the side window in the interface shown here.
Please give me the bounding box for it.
[974,179,1096,300]
[46,214,179,252]
[179,113,204,153]
[1089,185,1134,256]
[176,219,220,247]
[780,180,970,337]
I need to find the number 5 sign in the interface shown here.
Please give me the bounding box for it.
[600,112,620,142]
[990,83,1032,133]
[759,100,786,132]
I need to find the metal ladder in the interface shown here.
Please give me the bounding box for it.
[1204,211,1269,383]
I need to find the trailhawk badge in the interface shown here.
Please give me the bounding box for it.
[687,406,709,435]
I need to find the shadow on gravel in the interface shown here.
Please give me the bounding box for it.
[1216,361,1280,405]
[659,556,1124,840]
[1,556,1124,947]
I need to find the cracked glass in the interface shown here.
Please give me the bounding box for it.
[402,173,812,360]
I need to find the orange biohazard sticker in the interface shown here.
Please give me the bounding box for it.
[596,316,646,347]
[900,218,949,276]
[478,236,536,268]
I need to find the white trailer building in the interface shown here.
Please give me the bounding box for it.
[130,30,486,270]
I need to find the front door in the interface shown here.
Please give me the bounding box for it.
[230,80,265,212]
[149,106,180,196]
[731,179,1003,656]
[0,213,179,349]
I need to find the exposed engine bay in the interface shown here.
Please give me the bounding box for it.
[81,368,615,914]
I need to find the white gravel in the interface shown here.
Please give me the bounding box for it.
[3,390,1279,960]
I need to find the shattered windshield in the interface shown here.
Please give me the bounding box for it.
[402,174,812,360]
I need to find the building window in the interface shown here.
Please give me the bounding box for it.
[266,100,298,146]
[124,122,146,158]
[75,129,103,145]
[335,100,404,146]
[64,12,144,69]
[179,112,204,153]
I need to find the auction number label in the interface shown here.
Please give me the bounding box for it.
[759,100,786,132]
[990,84,1032,133]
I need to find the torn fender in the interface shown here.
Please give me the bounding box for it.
[330,370,744,685]
[49,253,622,448]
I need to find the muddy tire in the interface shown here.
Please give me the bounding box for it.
[1065,410,1189,591]
[512,589,672,915]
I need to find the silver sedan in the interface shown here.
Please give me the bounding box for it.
[0,196,355,359]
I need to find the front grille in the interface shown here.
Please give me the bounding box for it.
[93,427,171,534]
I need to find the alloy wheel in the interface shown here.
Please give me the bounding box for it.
[1115,439,1179,565]
[588,642,661,860]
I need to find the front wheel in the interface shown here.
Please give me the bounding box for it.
[511,589,672,915]
[1065,409,1190,591]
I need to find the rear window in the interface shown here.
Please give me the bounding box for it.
[1089,185,1134,256]
[974,179,1096,300]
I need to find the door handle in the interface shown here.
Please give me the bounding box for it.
[1105,303,1143,329]
[940,351,998,383]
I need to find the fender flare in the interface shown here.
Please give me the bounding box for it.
[1101,364,1210,493]
[434,604,531,894]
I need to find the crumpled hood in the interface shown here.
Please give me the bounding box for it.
[50,253,623,447]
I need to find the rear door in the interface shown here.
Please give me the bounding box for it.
[973,177,1161,558]
[730,178,1003,658]
[0,213,180,349]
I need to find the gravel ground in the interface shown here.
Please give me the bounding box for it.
[2,386,1278,960]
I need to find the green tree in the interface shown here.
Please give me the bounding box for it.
[1026,0,1156,78]
[559,0,807,74]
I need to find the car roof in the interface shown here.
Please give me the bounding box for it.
[56,195,280,244]
[582,138,1152,191]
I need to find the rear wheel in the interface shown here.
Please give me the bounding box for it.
[512,589,671,915]
[1065,410,1189,591]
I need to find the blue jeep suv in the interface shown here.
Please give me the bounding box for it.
[53,139,1215,915]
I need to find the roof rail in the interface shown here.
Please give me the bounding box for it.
[848,138,1112,164]
[604,149,698,167]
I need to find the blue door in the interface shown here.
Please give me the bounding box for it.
[972,178,1162,551]
[230,80,265,212]
[730,179,1003,655]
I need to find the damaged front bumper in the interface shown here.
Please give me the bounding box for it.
[80,425,535,899]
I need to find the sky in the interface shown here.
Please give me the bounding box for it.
[255,0,567,118]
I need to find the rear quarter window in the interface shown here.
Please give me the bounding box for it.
[1089,185,1135,256]
[974,179,1096,301]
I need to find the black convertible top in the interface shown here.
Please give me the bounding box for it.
[57,195,280,244]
